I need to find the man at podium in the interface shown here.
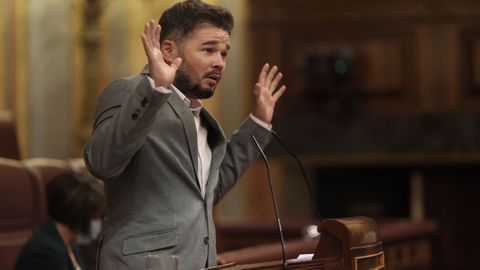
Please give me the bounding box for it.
[84,0,286,269]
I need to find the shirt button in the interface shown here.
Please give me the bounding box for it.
[203,236,209,245]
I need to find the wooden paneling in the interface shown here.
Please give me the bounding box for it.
[464,32,480,94]
[249,0,480,115]
[278,33,414,114]
[472,40,480,91]
[248,1,480,270]
[357,39,405,94]
[459,27,480,110]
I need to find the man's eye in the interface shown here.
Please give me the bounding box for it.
[204,48,214,53]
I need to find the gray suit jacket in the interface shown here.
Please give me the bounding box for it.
[84,67,272,270]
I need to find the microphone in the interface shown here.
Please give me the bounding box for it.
[270,130,323,221]
[251,135,288,270]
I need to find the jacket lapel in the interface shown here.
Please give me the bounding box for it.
[166,90,202,194]
[142,65,202,195]
[200,109,227,197]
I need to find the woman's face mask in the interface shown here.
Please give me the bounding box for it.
[77,219,102,245]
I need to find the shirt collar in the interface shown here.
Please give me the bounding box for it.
[171,84,203,116]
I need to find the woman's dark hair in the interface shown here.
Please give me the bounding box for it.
[159,0,234,42]
[46,172,105,234]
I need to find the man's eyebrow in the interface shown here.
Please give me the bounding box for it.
[202,40,231,50]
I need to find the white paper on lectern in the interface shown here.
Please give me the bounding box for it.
[286,253,314,263]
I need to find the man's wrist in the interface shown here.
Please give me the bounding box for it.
[249,113,272,130]
[146,76,171,94]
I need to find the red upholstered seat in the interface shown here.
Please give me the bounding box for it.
[24,158,72,186]
[0,158,43,270]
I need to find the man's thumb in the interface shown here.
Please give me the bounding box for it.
[171,57,182,70]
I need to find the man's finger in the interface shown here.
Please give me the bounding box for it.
[272,85,286,103]
[269,72,282,92]
[154,24,161,49]
[171,57,183,70]
[253,83,262,95]
[265,66,278,89]
[149,20,156,39]
[143,23,152,48]
[257,63,269,85]
[150,22,157,48]
[141,34,151,57]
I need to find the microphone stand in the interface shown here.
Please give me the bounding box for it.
[270,130,323,221]
[251,135,288,270]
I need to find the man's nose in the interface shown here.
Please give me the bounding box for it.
[212,53,225,70]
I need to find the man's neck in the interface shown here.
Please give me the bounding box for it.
[171,84,202,110]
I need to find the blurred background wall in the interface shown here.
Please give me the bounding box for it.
[2,0,480,269]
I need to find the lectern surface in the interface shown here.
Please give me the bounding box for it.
[203,258,342,270]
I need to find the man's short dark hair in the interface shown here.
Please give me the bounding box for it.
[159,0,234,42]
[46,172,105,234]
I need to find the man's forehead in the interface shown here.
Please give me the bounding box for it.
[189,23,231,45]
[192,22,230,33]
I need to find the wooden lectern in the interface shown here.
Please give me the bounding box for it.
[313,216,384,270]
[206,216,384,270]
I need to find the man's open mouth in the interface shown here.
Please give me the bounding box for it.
[205,72,221,82]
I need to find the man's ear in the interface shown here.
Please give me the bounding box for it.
[161,40,178,64]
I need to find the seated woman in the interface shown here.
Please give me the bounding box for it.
[15,172,105,270]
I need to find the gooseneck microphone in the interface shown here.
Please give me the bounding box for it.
[251,135,288,270]
[270,130,323,221]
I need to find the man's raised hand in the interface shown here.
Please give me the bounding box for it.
[252,63,287,124]
[141,20,182,88]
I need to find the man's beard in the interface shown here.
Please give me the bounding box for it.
[173,64,215,99]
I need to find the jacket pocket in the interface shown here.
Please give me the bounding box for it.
[122,227,178,255]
